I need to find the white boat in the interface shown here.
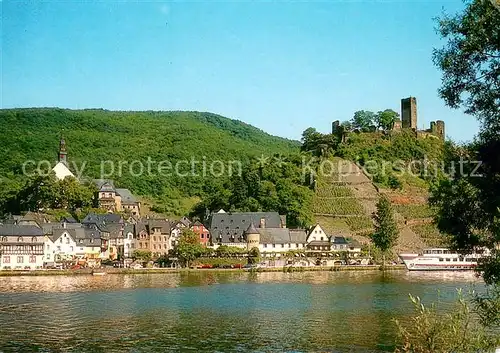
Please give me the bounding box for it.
[399,247,490,271]
[91,270,106,276]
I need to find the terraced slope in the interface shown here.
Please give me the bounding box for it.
[312,158,447,252]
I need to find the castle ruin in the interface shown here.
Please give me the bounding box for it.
[331,97,445,140]
[393,97,445,140]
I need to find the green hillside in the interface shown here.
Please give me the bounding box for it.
[0,108,299,215]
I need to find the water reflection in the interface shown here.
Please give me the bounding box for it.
[0,271,485,353]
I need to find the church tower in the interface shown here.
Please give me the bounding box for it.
[58,133,68,165]
[52,133,75,180]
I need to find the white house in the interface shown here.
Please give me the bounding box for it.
[47,228,78,262]
[0,225,45,270]
[123,225,134,258]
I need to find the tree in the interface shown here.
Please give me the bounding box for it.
[433,0,500,129]
[176,229,204,267]
[133,250,152,262]
[395,292,500,352]
[301,127,323,152]
[351,110,375,132]
[431,0,500,285]
[372,195,398,267]
[247,247,260,265]
[375,109,399,131]
[430,0,500,328]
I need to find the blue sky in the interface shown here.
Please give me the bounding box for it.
[1,1,479,142]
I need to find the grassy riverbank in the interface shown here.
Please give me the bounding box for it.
[0,265,406,276]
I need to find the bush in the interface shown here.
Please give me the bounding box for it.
[394,291,500,353]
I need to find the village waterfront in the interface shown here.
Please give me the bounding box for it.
[0,270,485,352]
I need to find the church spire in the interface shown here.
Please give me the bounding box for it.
[58,132,67,165]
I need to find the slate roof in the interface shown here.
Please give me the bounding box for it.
[116,188,137,204]
[177,216,192,227]
[331,236,349,245]
[289,229,308,244]
[330,236,362,248]
[77,228,102,246]
[94,179,115,192]
[123,224,134,235]
[61,216,78,223]
[134,220,171,236]
[0,225,44,236]
[244,222,259,235]
[100,223,123,239]
[50,228,77,242]
[258,228,292,244]
[208,212,282,240]
[42,222,83,235]
[82,213,122,226]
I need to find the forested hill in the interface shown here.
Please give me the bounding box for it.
[0,108,299,214]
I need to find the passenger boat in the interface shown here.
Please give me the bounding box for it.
[398,247,490,271]
[91,270,106,276]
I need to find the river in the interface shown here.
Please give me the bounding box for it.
[0,270,484,352]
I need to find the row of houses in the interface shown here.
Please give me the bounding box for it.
[0,210,362,270]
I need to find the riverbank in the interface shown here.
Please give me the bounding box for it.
[0,265,407,276]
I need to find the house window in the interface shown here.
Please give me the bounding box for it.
[46,244,50,250]
[272,244,276,248]
[281,244,284,248]
[17,256,23,263]
[153,244,156,250]
[31,237,37,243]
[79,240,83,244]
[70,246,74,252]
[18,237,23,242]
[57,246,61,251]
[80,247,84,251]
[66,237,69,244]
[1,236,6,242]
[3,256,10,263]
[29,256,36,263]
[201,234,204,239]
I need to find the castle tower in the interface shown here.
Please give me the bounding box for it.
[58,133,68,165]
[430,121,437,133]
[435,120,445,139]
[52,133,75,180]
[401,97,417,129]
[245,222,260,251]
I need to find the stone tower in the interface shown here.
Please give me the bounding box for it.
[58,133,68,165]
[435,120,445,139]
[245,222,260,251]
[401,97,417,129]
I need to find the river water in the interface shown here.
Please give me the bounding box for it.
[0,270,484,353]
